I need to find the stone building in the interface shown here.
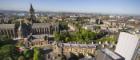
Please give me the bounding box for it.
[32,23,59,35]
[29,4,36,23]
[0,4,59,49]
[0,24,15,37]
[30,39,48,47]
[53,43,96,56]
[0,4,59,38]
[0,13,10,24]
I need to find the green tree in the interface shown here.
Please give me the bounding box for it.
[96,35,117,43]
[54,28,98,43]
[0,35,16,48]
[18,56,25,60]
[59,22,68,30]
[54,32,61,41]
[33,48,39,60]
[65,37,70,42]
[23,49,33,59]
[0,44,15,60]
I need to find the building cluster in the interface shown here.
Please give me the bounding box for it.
[96,32,140,60]
[0,13,11,23]
[45,32,140,60]
[0,4,59,48]
[81,16,140,34]
[54,43,96,55]
[1,4,140,60]
[43,42,96,60]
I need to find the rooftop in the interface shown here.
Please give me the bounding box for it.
[32,23,51,28]
[61,43,96,48]
[0,24,15,29]
[102,48,122,60]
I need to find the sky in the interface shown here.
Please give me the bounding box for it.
[0,0,140,15]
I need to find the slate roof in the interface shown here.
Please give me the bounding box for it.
[61,43,96,48]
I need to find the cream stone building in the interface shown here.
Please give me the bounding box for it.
[53,43,96,55]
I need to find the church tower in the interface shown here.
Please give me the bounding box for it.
[29,4,36,24]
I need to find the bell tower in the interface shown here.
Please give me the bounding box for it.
[29,4,36,24]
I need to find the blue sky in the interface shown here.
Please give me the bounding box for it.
[0,0,140,15]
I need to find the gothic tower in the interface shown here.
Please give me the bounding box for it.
[29,4,36,24]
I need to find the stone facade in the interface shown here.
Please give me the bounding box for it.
[53,43,96,55]
[0,24,15,37]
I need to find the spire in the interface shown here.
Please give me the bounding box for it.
[30,4,34,12]
[29,3,36,23]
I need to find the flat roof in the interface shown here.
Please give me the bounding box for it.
[102,48,122,60]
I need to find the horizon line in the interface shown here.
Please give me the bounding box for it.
[0,9,140,16]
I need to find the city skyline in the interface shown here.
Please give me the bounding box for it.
[0,0,140,15]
